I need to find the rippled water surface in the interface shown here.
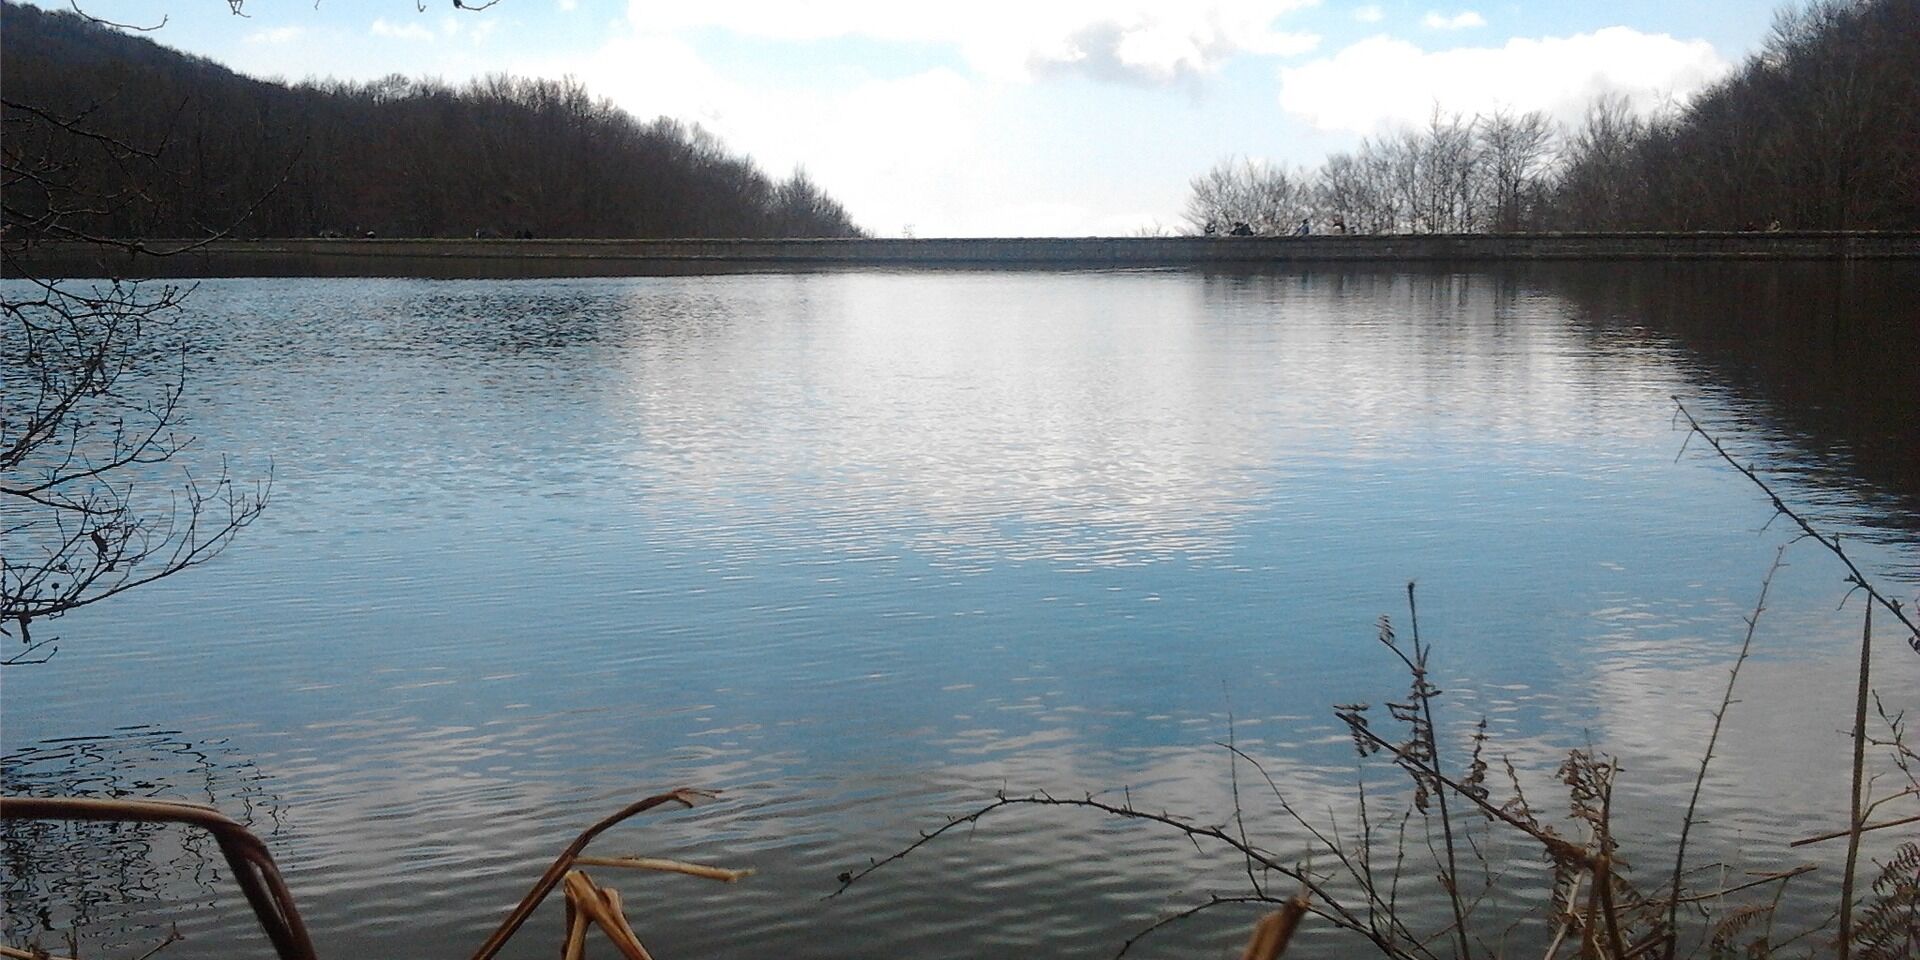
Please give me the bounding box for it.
[5,263,1918,958]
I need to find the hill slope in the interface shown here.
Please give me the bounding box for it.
[0,3,865,240]
[1551,0,1920,230]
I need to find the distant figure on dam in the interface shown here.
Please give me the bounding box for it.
[1292,218,1311,236]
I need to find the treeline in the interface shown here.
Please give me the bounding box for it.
[1188,0,1919,235]
[0,2,864,240]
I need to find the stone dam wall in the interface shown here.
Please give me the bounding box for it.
[11,232,1919,278]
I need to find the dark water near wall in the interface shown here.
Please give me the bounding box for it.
[3,263,1917,959]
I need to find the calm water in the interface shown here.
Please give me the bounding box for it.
[4,263,1917,959]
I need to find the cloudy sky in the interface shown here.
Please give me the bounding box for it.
[34,0,1779,236]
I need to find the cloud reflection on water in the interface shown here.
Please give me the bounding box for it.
[3,266,1915,959]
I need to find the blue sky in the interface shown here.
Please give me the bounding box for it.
[29,0,1784,235]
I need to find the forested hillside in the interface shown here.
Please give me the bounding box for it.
[0,2,865,240]
[1553,0,1918,230]
[1184,0,1919,235]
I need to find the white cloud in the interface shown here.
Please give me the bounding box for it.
[370,18,436,42]
[1422,10,1486,30]
[366,15,499,46]
[1353,5,1384,23]
[1277,27,1731,134]
[437,15,499,44]
[625,1,1323,84]
[245,26,305,45]
[515,32,720,126]
[513,34,997,235]
[556,0,577,10]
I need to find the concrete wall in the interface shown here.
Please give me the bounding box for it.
[12,232,1919,278]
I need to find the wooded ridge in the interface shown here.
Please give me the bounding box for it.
[0,2,866,242]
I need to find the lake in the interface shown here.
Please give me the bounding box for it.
[3,262,1917,959]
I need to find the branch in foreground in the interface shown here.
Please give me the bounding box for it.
[1664,545,1788,959]
[831,791,1405,957]
[1672,398,1919,654]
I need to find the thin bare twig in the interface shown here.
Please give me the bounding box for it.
[832,792,1407,956]
[1111,895,1273,959]
[1790,811,1920,848]
[1663,545,1787,958]
[1662,866,1818,906]
[1672,399,1919,653]
[66,0,167,31]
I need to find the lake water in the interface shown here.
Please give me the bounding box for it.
[4,262,1917,959]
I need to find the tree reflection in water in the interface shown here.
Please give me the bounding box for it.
[1,725,285,954]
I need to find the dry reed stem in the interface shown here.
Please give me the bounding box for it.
[0,948,78,960]
[470,788,712,960]
[1789,812,1920,847]
[1597,758,1631,960]
[562,900,589,960]
[1840,604,1872,960]
[1240,893,1311,960]
[1383,583,1475,960]
[573,855,754,882]
[1542,871,1582,960]
[1661,866,1818,906]
[599,887,654,960]
[0,796,314,960]
[562,871,654,960]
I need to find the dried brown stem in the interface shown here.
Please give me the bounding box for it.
[469,788,714,960]
[1839,604,1871,960]
[1241,891,1312,960]
[1663,546,1787,958]
[1661,866,1818,906]
[563,872,654,960]
[1595,761,1630,960]
[0,947,78,960]
[562,894,588,960]
[1404,583,1474,960]
[572,855,753,882]
[1789,811,1920,848]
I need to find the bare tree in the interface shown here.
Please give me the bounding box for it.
[1543,0,1918,231]
[1,279,270,664]
[1475,109,1555,232]
[1184,158,1310,235]
[1197,1,1916,235]
[1549,93,1647,229]
[2,10,270,666]
[1387,108,1476,233]
[1313,152,1382,233]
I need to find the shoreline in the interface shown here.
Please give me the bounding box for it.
[8,232,1919,279]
